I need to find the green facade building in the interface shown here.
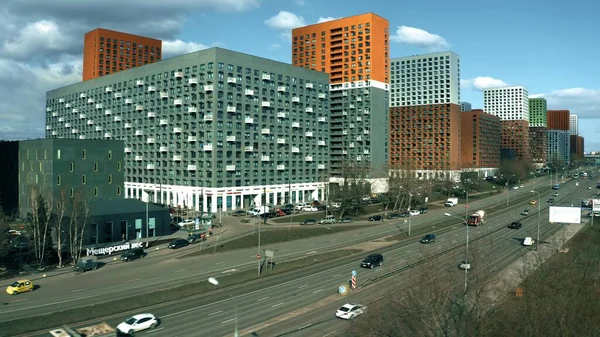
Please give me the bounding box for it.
[529,97,547,127]
[18,139,124,218]
[46,48,330,213]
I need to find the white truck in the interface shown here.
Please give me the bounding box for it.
[467,210,486,226]
[49,322,118,337]
[249,206,269,217]
[445,197,459,207]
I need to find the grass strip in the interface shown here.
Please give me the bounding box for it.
[0,248,362,337]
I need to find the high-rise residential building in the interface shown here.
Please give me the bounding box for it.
[569,114,578,135]
[46,48,331,213]
[528,98,547,127]
[547,130,570,166]
[529,127,548,168]
[460,101,472,112]
[460,109,501,169]
[292,13,390,177]
[547,110,570,131]
[483,86,531,161]
[388,52,462,177]
[570,135,584,160]
[83,28,162,81]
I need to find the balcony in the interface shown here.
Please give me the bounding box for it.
[136,80,144,86]
[318,93,326,99]
[69,128,77,134]
[58,117,64,122]
[356,156,362,161]
[364,109,370,115]
[135,155,143,161]
[135,130,143,136]
[277,86,287,92]
[356,136,362,141]
[125,147,132,153]
[159,119,168,126]
[52,112,58,117]
[114,116,122,122]
[261,101,271,107]
[146,164,156,170]
[46,125,51,130]
[226,165,236,171]
[188,78,198,85]
[87,98,94,104]
[227,77,237,84]
[349,104,355,109]
[77,113,85,119]
[245,146,254,152]
[245,89,254,96]
[305,83,313,89]
[226,136,236,142]
[104,132,112,138]
[71,108,78,113]
[318,117,326,122]
[159,146,168,152]
[364,130,370,135]
[79,135,86,140]
[173,127,182,133]
[277,138,286,144]
[174,99,182,106]
[277,164,285,170]
[305,131,313,137]
[114,93,122,99]
[227,106,237,113]
[363,149,370,154]
[59,98,65,103]
[292,96,300,103]
[66,103,71,108]
[104,109,112,115]
[357,97,362,102]
[64,123,71,128]
[292,147,300,153]
[124,123,131,128]
[277,112,286,118]
[147,137,155,144]
[203,143,213,151]
[125,98,133,104]
[318,164,326,170]
[204,114,213,122]
[305,107,313,113]
[204,85,213,92]
[160,92,169,99]
[174,71,183,78]
[292,122,300,128]
[188,106,198,113]
[173,155,182,161]
[261,128,270,134]
[147,112,156,118]
[78,94,85,99]
[261,155,270,162]
[318,140,327,146]
[87,120,94,125]
[46,107,51,112]
[187,136,197,142]
[187,164,196,170]
[244,117,254,124]
[147,86,156,92]
[305,156,313,161]
[261,74,271,81]
[51,131,57,136]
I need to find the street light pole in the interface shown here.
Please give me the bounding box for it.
[530,190,541,251]
[445,213,469,293]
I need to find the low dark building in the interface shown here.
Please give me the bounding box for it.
[0,141,19,216]
[500,149,517,161]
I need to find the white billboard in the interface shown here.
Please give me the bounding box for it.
[549,206,582,224]
[593,199,600,212]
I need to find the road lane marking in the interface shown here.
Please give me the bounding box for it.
[323,331,337,337]
[126,278,140,283]
[11,299,27,302]
[221,318,236,324]
[222,269,237,274]
[146,327,164,334]
[313,289,323,294]
[257,296,270,302]
[298,284,309,289]
[332,274,340,278]
[208,310,223,316]
[71,289,86,293]
[308,243,315,246]
[306,251,317,255]
[298,324,312,330]
[272,302,284,307]
[216,261,225,265]
[174,269,186,273]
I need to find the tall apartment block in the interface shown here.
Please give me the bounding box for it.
[46,48,331,213]
[460,109,501,169]
[83,28,162,81]
[569,114,578,135]
[528,98,547,127]
[483,86,531,162]
[389,52,462,177]
[528,97,548,167]
[547,110,570,131]
[547,130,571,166]
[292,13,390,177]
[460,101,472,112]
[570,135,584,159]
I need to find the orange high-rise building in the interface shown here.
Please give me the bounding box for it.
[83,28,162,81]
[547,110,570,131]
[460,109,501,169]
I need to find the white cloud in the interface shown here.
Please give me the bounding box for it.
[317,16,339,23]
[293,0,308,6]
[530,88,600,119]
[390,26,449,51]
[264,11,306,39]
[461,77,509,91]
[0,0,258,140]
[268,43,281,51]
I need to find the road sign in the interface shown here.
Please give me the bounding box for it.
[351,270,357,277]
[351,276,356,289]
[257,254,261,260]
[338,284,348,296]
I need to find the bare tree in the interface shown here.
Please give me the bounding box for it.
[53,188,69,268]
[330,161,370,218]
[67,190,90,264]
[26,187,54,269]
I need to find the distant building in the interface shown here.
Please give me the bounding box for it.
[460,101,472,112]
[460,109,501,169]
[528,98,547,127]
[529,127,548,168]
[570,135,584,160]
[547,110,570,131]
[569,114,578,135]
[547,130,570,166]
[0,141,19,216]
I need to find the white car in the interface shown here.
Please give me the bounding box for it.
[117,313,158,335]
[294,203,309,210]
[552,192,559,197]
[336,303,367,320]
[177,219,195,228]
[409,210,420,216]
[301,206,318,212]
[459,260,471,270]
[523,237,535,246]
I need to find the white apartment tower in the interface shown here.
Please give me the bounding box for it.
[483,86,529,121]
[570,114,578,135]
[389,51,460,107]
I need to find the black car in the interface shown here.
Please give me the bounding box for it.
[386,213,402,219]
[547,198,555,203]
[420,234,436,244]
[74,257,99,272]
[168,238,190,249]
[419,207,428,214]
[361,253,384,269]
[508,221,522,229]
[120,248,146,262]
[231,210,247,216]
[300,218,317,225]
[368,215,383,221]
[337,217,353,223]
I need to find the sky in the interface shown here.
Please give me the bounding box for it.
[0,0,599,150]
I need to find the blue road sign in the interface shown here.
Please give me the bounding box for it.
[351,270,357,277]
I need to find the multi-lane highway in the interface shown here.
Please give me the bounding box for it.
[13,174,595,337]
[0,177,553,324]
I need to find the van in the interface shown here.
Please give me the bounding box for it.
[120,248,146,262]
[319,215,336,224]
[523,237,535,246]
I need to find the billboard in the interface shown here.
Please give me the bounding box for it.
[549,206,582,224]
[593,199,600,212]
[581,199,593,210]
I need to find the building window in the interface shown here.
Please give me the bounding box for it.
[57,175,61,185]
[117,162,122,171]
[117,186,122,195]
[56,149,61,160]
[69,162,74,172]
[108,150,113,160]
[94,187,98,196]
[82,175,86,185]
[82,150,86,159]
[70,188,74,198]
[108,174,112,184]
[94,162,98,172]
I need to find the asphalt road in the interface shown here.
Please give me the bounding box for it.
[17,175,594,337]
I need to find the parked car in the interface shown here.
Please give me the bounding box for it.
[337,217,353,223]
[300,218,317,226]
[319,215,336,224]
[409,210,420,216]
[418,207,429,214]
[120,248,146,262]
[508,221,523,229]
[520,209,529,216]
[177,219,195,228]
[117,313,159,335]
[420,234,436,244]
[459,259,472,270]
[231,210,247,216]
[523,237,535,246]
[386,213,402,219]
[360,253,383,269]
[294,203,309,210]
[6,279,34,295]
[368,215,383,221]
[301,206,318,212]
[74,256,99,273]
[168,238,190,249]
[336,303,367,320]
